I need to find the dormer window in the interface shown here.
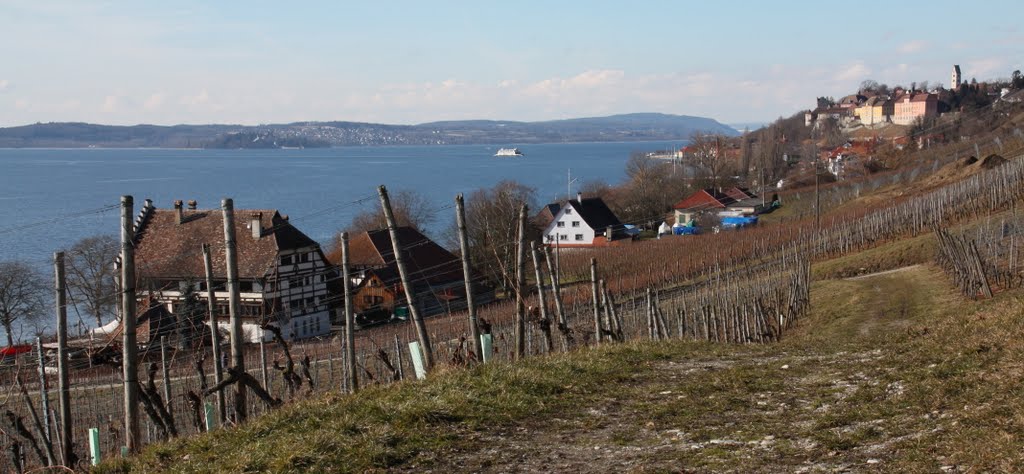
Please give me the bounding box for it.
[564,209,572,215]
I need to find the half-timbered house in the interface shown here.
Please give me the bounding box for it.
[131,200,337,342]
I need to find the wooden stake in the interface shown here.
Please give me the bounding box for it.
[221,198,246,423]
[53,252,73,466]
[378,185,433,370]
[340,232,358,392]
[514,204,528,359]
[455,194,482,359]
[120,195,140,452]
[201,244,226,424]
[590,258,602,345]
[530,242,553,353]
[543,247,569,351]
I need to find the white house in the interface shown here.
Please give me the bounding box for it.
[542,194,626,248]
[131,200,337,342]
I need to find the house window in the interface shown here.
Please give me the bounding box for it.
[281,255,293,265]
[559,235,567,241]
[564,208,572,215]
[575,234,584,241]
[299,253,310,264]
[239,281,253,292]
[288,277,302,289]
[571,221,580,227]
[556,221,565,227]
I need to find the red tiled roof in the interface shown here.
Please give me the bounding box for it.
[722,187,756,201]
[672,189,735,210]
[135,207,318,280]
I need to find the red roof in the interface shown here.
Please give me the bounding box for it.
[722,187,756,201]
[344,227,465,286]
[672,189,736,211]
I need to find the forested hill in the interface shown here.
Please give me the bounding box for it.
[0,113,737,148]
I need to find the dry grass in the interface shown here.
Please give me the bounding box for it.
[98,261,1024,473]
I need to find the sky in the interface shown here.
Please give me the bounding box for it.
[1,0,1022,127]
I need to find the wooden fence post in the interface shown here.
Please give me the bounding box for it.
[201,243,227,424]
[340,232,358,393]
[379,185,433,370]
[514,204,528,359]
[53,251,74,466]
[120,195,140,452]
[455,194,482,359]
[221,198,246,423]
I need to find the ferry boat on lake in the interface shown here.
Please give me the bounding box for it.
[494,147,524,157]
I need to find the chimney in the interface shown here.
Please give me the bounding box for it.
[251,212,262,239]
[576,192,583,204]
[173,200,183,224]
[605,225,613,241]
[187,199,197,210]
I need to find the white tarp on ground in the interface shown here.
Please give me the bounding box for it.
[91,318,120,335]
[658,222,672,236]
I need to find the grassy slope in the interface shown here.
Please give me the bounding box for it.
[100,255,1024,472]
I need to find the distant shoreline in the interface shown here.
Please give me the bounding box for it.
[0,139,694,151]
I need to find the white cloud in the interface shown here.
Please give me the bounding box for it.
[965,58,1006,80]
[101,95,118,112]
[180,89,209,106]
[897,40,928,54]
[834,61,871,82]
[143,92,165,110]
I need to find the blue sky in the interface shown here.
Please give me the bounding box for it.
[1,0,1022,126]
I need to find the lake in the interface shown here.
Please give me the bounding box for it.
[0,141,683,269]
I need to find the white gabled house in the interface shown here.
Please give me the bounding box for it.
[542,194,628,248]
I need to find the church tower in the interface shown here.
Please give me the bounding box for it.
[951,65,962,90]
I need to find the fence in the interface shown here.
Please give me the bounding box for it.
[1,130,1023,472]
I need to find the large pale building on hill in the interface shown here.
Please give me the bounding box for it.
[952,65,962,90]
[892,92,939,125]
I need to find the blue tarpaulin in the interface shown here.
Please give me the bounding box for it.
[721,216,759,228]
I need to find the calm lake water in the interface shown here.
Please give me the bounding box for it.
[0,141,683,268]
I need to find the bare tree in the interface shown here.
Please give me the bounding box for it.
[348,189,437,234]
[454,180,537,292]
[0,261,47,347]
[66,234,119,327]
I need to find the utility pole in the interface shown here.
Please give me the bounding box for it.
[202,244,226,424]
[54,251,73,466]
[454,194,481,359]
[513,204,527,359]
[378,185,433,370]
[120,195,139,453]
[340,232,357,392]
[221,198,246,423]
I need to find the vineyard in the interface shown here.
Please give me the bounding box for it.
[2,124,1024,471]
